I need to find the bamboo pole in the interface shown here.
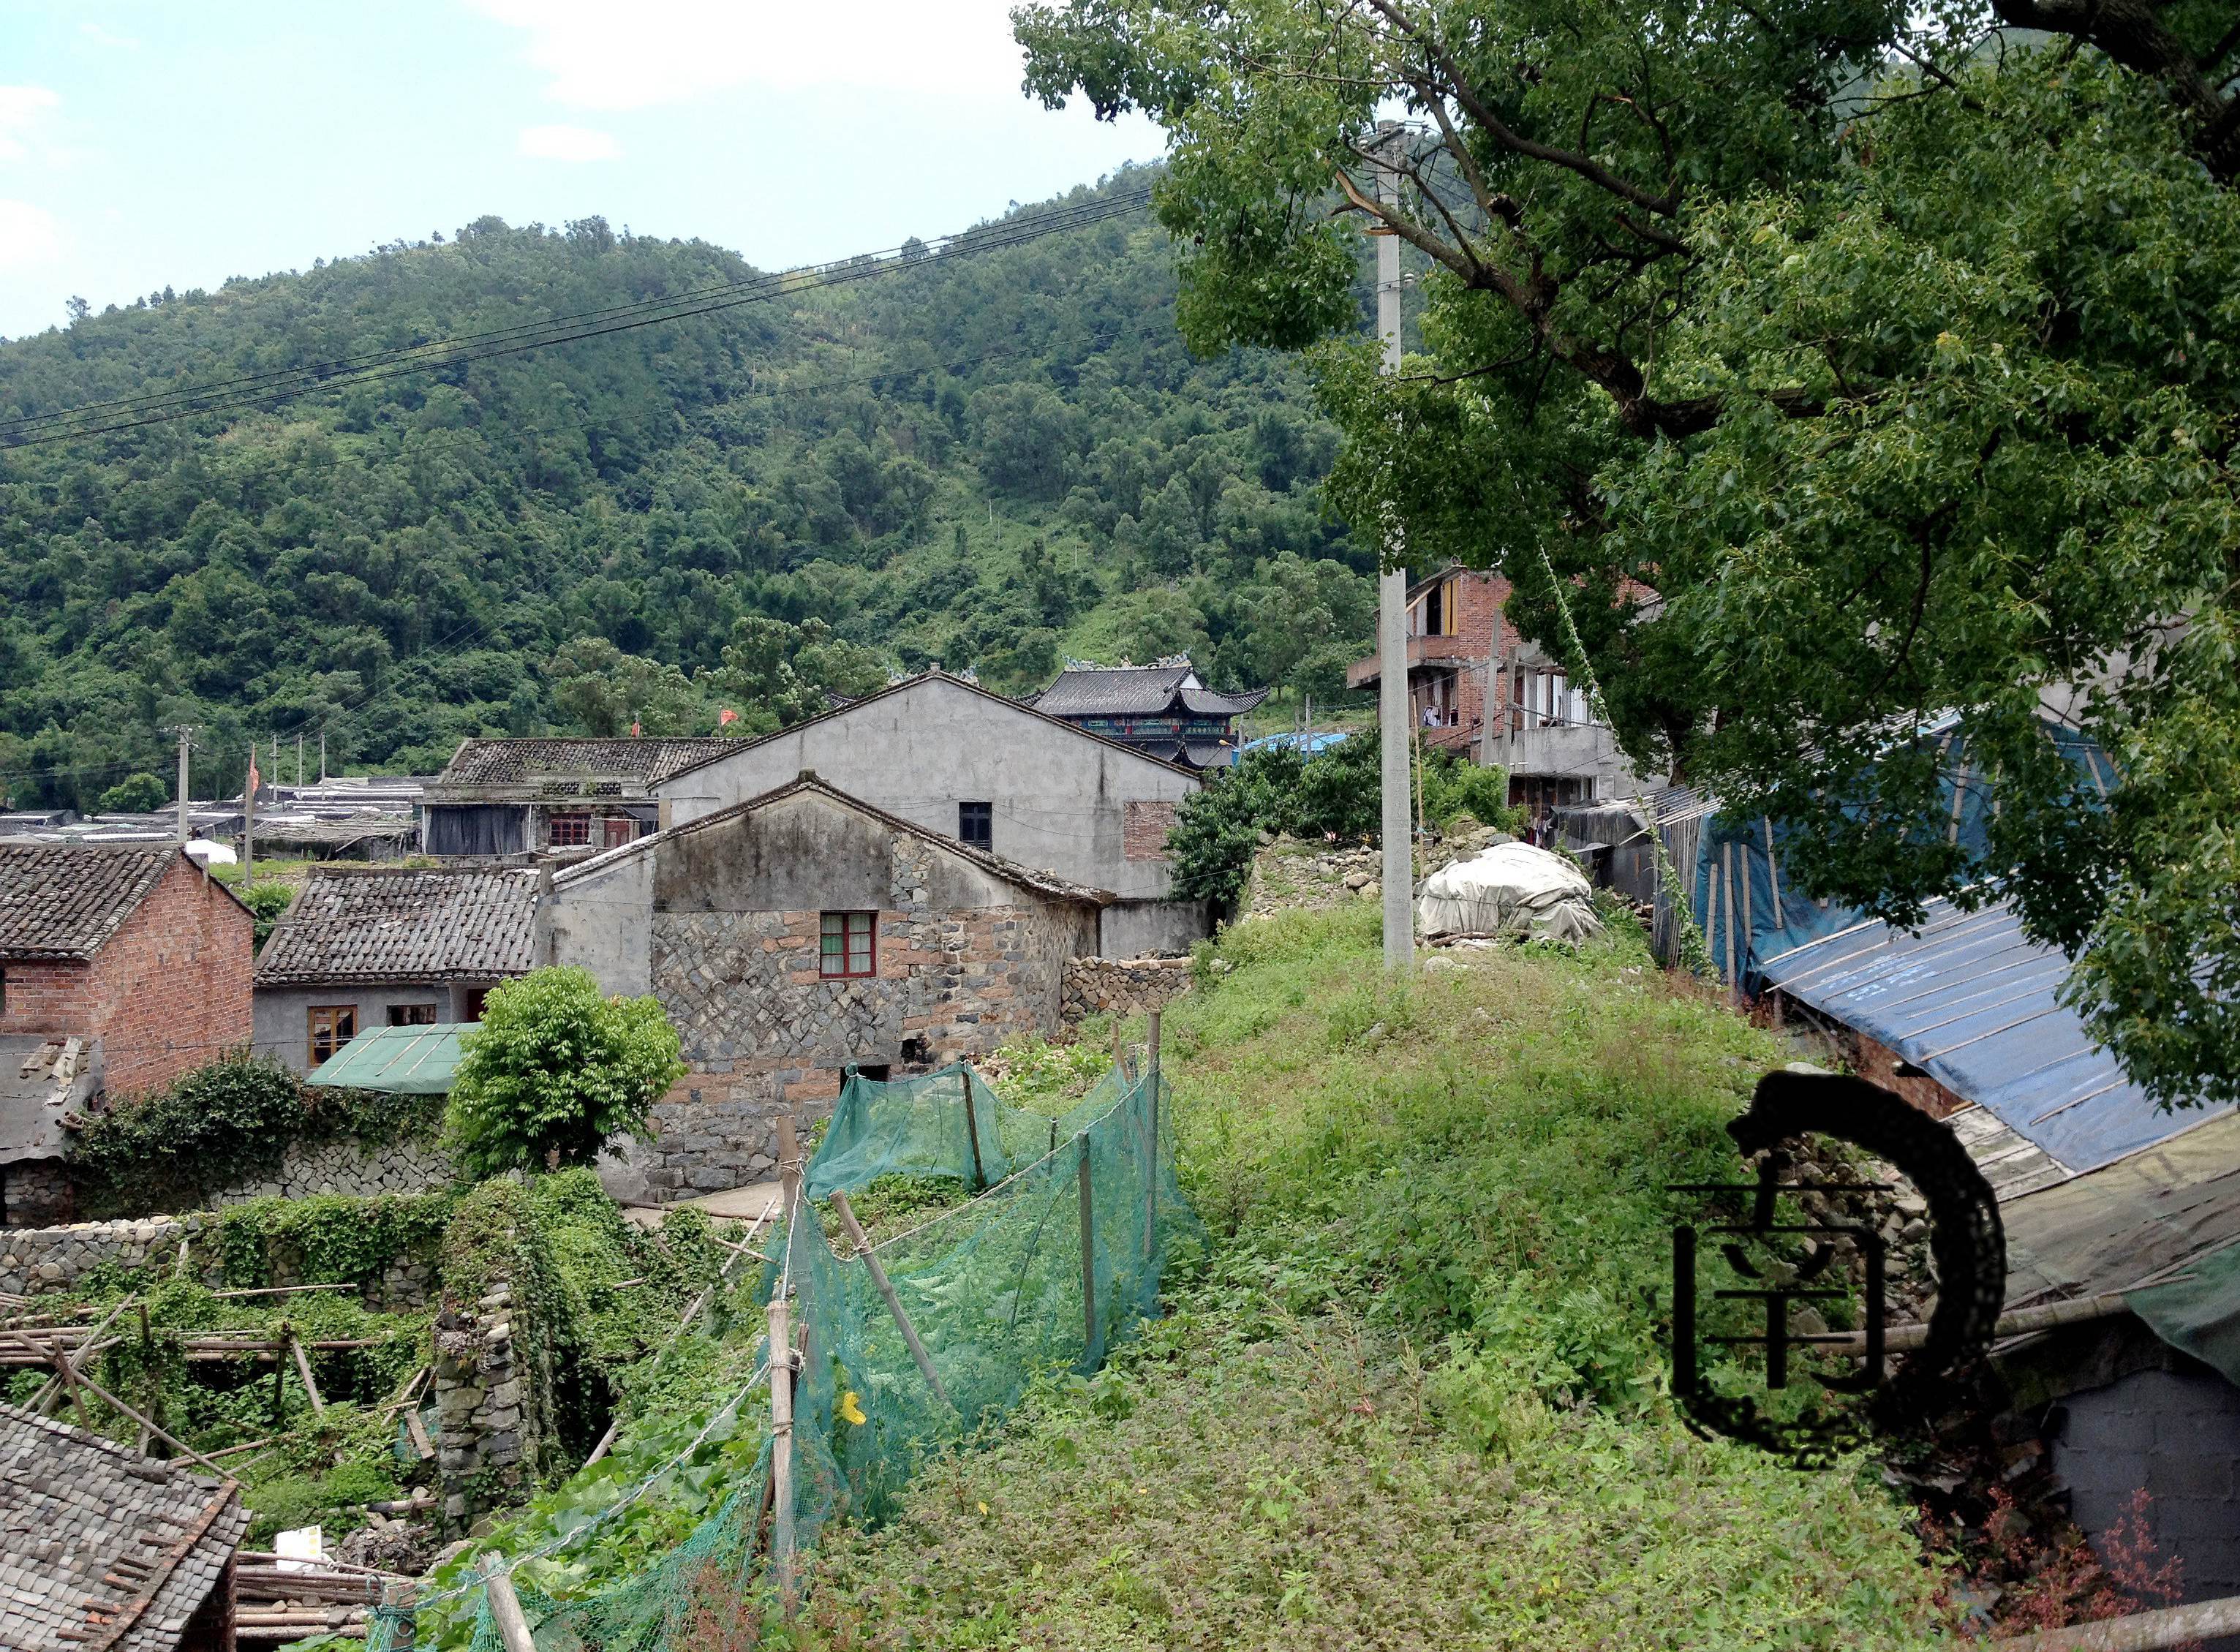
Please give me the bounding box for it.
[1143,1010,1161,1262]
[1817,1291,2134,1358]
[209,1283,356,1300]
[286,1327,325,1414]
[1999,1594,2240,1651]
[12,1329,93,1427]
[61,1365,239,1481]
[961,1074,988,1191]
[766,1295,797,1610]
[830,1191,951,1411]
[479,1555,538,1652]
[1077,1136,1097,1357]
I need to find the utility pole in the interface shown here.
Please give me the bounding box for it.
[242,742,256,884]
[319,731,327,782]
[296,733,303,787]
[170,727,194,845]
[1373,124,1415,973]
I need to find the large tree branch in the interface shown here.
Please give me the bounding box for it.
[1360,0,1683,213]
[1991,0,2240,180]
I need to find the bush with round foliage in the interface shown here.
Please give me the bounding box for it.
[96,771,169,812]
[445,968,687,1178]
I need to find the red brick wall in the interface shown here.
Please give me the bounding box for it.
[0,958,92,1038]
[1123,800,1176,861]
[83,858,255,1095]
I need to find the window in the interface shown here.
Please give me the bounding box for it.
[308,1006,357,1068]
[388,1003,437,1027]
[548,812,591,848]
[602,815,638,849]
[957,801,993,851]
[461,987,491,1022]
[820,911,875,978]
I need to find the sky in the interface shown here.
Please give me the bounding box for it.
[0,1,1168,340]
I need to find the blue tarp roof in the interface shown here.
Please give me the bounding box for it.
[1760,898,2228,1174]
[1234,731,1351,763]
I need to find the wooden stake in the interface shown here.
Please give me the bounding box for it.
[479,1555,537,1652]
[766,1295,796,1610]
[1076,1136,1097,1358]
[960,1074,987,1191]
[1999,1592,2240,1651]
[62,1367,239,1481]
[830,1191,951,1411]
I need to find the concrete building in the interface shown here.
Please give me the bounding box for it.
[652,670,1207,955]
[421,738,732,857]
[548,774,1106,1198]
[0,845,254,1226]
[1025,660,1267,769]
[252,867,539,1074]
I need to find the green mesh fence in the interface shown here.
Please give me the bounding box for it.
[380,1059,1193,1651]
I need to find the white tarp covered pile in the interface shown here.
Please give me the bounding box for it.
[1416,842,1604,944]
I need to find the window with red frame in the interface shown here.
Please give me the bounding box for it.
[820,911,875,978]
[548,812,591,848]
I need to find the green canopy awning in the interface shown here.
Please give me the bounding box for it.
[306,1023,472,1094]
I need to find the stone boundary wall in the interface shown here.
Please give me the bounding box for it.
[0,1212,214,1296]
[210,1133,459,1205]
[1061,955,1193,1025]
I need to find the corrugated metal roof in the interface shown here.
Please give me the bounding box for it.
[0,845,179,961]
[0,1403,249,1652]
[1761,895,2228,1173]
[0,1035,102,1166]
[254,866,539,986]
[307,1022,471,1093]
[435,737,734,789]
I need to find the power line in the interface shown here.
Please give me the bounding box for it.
[0,191,1154,449]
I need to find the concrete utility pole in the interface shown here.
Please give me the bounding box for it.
[1373,124,1415,973]
[170,726,194,845]
[242,742,255,883]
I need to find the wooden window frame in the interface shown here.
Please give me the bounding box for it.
[548,812,592,848]
[461,987,492,1022]
[387,1003,437,1027]
[602,815,638,849]
[308,1005,357,1068]
[820,910,876,979]
[957,800,993,851]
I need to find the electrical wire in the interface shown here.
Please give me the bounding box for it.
[0,191,1153,449]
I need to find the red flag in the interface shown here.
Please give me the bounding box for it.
[246,750,260,798]
[630,720,641,738]
[718,707,739,727]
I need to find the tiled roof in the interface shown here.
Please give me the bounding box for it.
[1030,665,1194,717]
[554,774,1114,908]
[0,845,178,961]
[0,1403,249,1652]
[255,867,540,986]
[435,738,734,790]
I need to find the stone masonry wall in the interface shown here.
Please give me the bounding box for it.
[208,1133,459,1205]
[638,834,1088,1196]
[1061,956,1193,1025]
[0,1212,214,1296]
[434,1272,558,1535]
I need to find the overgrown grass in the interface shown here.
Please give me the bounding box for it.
[799,905,1959,1648]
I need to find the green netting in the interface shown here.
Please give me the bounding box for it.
[383,1060,1194,1651]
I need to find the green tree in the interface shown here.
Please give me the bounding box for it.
[1018,2,2240,1107]
[445,968,686,1178]
[95,771,168,812]
[545,637,703,736]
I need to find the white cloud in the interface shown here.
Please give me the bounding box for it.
[466,0,1025,110]
[0,200,61,268]
[518,123,622,162]
[0,86,61,162]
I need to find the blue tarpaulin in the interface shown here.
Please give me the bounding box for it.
[1760,898,2228,1173]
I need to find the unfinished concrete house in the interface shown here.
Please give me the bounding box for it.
[546,774,1106,1197]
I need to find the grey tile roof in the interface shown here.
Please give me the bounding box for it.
[0,845,178,961]
[436,738,735,789]
[0,1402,249,1652]
[254,867,540,987]
[1030,665,1194,717]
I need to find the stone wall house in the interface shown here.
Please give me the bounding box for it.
[420,737,731,858]
[252,867,540,1074]
[649,669,1204,956]
[0,1400,250,1651]
[548,775,1106,1198]
[0,845,254,1227]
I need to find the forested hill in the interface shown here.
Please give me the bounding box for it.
[0,170,1376,810]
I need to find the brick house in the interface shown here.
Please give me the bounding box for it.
[420,737,733,857]
[0,845,254,1226]
[252,867,540,1074]
[546,774,1107,1198]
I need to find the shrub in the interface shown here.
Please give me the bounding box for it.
[445,968,687,1177]
[97,771,168,812]
[235,880,295,951]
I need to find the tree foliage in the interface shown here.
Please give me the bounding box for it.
[445,968,687,1179]
[0,193,1373,810]
[1018,0,2240,1106]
